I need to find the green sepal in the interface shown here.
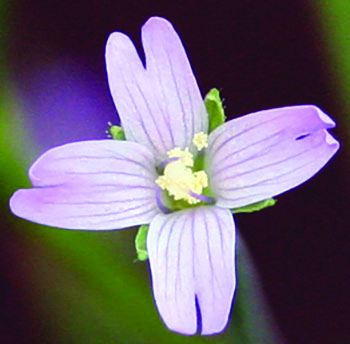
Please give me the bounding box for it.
[109,124,126,140]
[135,224,149,261]
[231,198,277,214]
[204,88,226,133]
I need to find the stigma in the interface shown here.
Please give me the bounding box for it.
[156,133,209,205]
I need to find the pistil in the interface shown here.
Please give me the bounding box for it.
[155,132,212,208]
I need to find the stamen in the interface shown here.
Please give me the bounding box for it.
[156,186,172,214]
[189,192,214,204]
[155,143,212,208]
[167,147,193,167]
[158,157,179,170]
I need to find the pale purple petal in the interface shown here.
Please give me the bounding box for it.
[142,17,208,149]
[207,105,339,208]
[147,206,235,335]
[105,17,207,160]
[10,140,160,230]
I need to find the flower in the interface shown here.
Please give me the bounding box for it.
[9,17,339,335]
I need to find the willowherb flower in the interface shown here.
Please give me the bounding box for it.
[10,17,339,335]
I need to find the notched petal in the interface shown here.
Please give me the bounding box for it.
[147,206,236,335]
[207,105,339,208]
[106,17,207,160]
[10,140,160,230]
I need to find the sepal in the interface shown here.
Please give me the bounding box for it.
[204,88,226,133]
[231,198,277,214]
[108,123,126,140]
[135,224,149,261]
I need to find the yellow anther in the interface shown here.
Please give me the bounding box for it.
[156,139,210,205]
[156,158,208,205]
[167,147,193,167]
[155,175,171,190]
[193,171,208,193]
[193,132,208,151]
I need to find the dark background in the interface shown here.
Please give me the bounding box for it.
[3,1,349,343]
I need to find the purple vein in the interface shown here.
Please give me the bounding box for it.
[95,206,156,226]
[212,210,225,272]
[167,54,189,145]
[135,81,168,153]
[175,213,187,309]
[85,184,154,190]
[163,216,177,299]
[150,53,175,147]
[217,139,324,183]
[63,171,150,179]
[55,154,153,174]
[209,114,287,157]
[218,158,319,195]
[43,196,151,206]
[121,72,159,154]
[202,210,215,300]
[66,202,151,218]
[213,130,284,168]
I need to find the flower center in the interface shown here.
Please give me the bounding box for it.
[156,132,212,207]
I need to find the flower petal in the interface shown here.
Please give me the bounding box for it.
[141,17,208,149]
[147,206,236,335]
[207,105,339,208]
[10,140,160,230]
[105,17,207,160]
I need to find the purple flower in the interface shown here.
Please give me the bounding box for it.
[10,17,339,335]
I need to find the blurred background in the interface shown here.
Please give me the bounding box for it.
[1,1,349,343]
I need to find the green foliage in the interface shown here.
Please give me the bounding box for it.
[204,88,226,133]
[317,1,350,115]
[233,234,283,343]
[232,198,277,214]
[109,124,126,140]
[135,224,149,261]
